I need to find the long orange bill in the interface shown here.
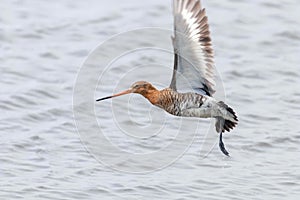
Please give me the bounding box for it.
[96,89,132,102]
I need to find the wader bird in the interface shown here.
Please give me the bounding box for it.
[97,0,238,156]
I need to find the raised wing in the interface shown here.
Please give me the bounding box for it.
[170,0,216,96]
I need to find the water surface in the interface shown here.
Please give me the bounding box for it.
[1,0,300,199]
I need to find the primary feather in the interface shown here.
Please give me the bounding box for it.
[170,0,216,96]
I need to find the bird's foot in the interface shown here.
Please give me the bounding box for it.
[219,132,230,157]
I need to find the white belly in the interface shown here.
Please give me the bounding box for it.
[180,97,220,118]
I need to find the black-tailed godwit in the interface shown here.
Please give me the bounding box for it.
[97,0,238,156]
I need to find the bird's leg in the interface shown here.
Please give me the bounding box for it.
[219,132,230,156]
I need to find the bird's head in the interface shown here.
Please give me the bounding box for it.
[96,81,157,102]
[130,81,157,95]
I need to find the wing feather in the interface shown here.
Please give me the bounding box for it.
[170,0,216,96]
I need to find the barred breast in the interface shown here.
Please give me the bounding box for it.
[156,89,208,117]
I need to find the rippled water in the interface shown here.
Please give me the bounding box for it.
[1,0,300,199]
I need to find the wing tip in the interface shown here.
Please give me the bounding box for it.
[174,0,203,13]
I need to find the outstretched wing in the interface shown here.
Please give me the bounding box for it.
[170,0,216,96]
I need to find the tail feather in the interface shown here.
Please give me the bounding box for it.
[215,101,238,133]
[215,101,238,156]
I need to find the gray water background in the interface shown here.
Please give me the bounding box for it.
[1,0,300,199]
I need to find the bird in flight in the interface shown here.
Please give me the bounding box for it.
[97,0,238,156]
